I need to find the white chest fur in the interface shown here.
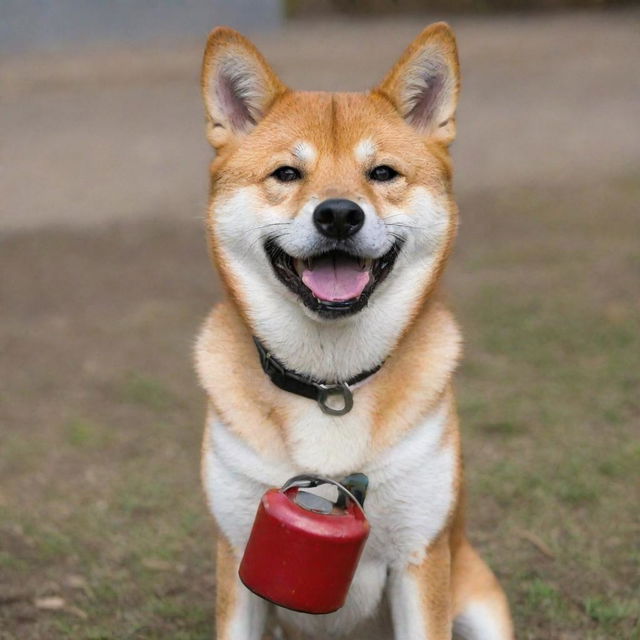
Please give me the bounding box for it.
[202,399,455,636]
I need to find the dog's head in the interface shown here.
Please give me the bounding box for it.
[201,24,460,326]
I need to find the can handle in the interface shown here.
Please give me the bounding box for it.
[281,474,367,515]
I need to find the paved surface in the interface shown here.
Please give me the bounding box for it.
[2,10,639,232]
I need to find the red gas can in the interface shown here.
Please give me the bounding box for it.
[239,474,370,614]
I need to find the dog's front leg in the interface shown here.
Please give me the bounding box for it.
[389,534,452,640]
[215,536,268,640]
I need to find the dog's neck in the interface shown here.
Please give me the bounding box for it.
[252,313,398,383]
[245,286,433,383]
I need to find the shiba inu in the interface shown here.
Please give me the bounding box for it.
[195,22,514,640]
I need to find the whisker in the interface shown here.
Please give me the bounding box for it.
[243,231,289,260]
[253,222,293,231]
[386,236,410,269]
[385,222,426,231]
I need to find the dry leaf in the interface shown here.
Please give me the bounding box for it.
[66,605,88,619]
[65,574,88,590]
[516,528,556,559]
[141,557,173,571]
[34,596,66,610]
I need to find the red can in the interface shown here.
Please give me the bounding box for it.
[239,475,370,614]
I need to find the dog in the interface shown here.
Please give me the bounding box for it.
[195,22,514,640]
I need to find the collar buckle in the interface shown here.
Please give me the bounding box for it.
[317,383,353,416]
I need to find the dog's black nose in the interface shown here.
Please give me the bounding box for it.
[313,199,365,240]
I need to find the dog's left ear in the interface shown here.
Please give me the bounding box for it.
[376,22,460,145]
[201,27,287,149]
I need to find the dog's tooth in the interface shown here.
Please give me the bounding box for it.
[295,258,305,275]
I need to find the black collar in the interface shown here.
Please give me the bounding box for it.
[253,337,383,416]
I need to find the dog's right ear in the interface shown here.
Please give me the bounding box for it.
[201,27,286,149]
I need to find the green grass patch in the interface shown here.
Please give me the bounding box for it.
[584,597,635,625]
[65,417,111,448]
[117,372,178,412]
[478,420,525,436]
[524,578,564,616]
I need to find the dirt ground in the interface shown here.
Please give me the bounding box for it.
[1,9,639,640]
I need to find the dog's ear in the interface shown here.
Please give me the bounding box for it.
[201,27,286,149]
[376,22,460,145]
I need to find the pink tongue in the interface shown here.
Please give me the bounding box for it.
[302,255,370,302]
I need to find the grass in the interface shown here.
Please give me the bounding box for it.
[1,174,639,638]
[451,176,640,639]
[117,373,180,413]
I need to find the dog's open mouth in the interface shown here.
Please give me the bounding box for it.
[265,240,402,317]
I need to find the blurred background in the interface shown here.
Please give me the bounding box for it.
[1,1,638,638]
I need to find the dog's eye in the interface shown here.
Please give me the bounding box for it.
[368,165,399,182]
[271,166,302,183]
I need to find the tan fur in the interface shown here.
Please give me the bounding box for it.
[215,536,239,638]
[410,532,453,639]
[196,22,513,640]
